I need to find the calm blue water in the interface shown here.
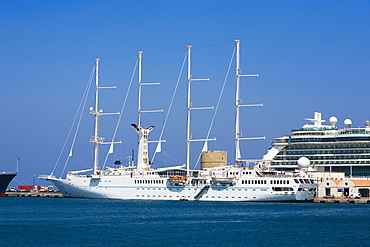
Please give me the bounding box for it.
[0,197,369,247]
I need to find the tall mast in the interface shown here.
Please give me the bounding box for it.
[234,39,262,165]
[235,40,241,163]
[90,58,119,175]
[186,45,192,175]
[138,51,143,127]
[134,50,163,170]
[92,58,100,175]
[186,45,213,175]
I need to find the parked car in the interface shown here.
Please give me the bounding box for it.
[349,193,361,199]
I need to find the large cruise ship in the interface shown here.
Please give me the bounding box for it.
[0,171,18,196]
[40,40,316,202]
[264,112,370,178]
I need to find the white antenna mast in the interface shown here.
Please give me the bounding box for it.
[235,39,264,165]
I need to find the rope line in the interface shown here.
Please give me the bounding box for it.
[151,50,188,163]
[194,46,236,169]
[51,65,95,177]
[102,59,139,169]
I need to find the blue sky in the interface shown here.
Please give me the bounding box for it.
[1,1,369,185]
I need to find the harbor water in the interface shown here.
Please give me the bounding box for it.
[1,197,369,246]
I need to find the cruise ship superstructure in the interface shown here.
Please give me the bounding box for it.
[264,112,370,178]
[40,40,316,202]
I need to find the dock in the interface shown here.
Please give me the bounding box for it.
[5,191,63,198]
[314,197,370,204]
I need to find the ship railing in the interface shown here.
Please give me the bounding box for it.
[266,175,295,178]
[38,174,56,179]
[291,127,339,132]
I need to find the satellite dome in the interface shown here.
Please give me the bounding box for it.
[344,119,352,127]
[297,157,310,169]
[329,116,337,126]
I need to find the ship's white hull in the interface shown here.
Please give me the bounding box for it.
[48,175,316,202]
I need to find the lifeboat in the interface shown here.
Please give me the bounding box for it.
[168,175,187,186]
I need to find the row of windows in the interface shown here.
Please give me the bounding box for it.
[136,187,267,192]
[283,150,370,155]
[242,171,253,175]
[294,179,315,184]
[213,171,252,176]
[134,180,164,184]
[242,180,268,185]
[290,137,370,142]
[271,161,370,166]
[324,166,370,177]
[287,144,370,150]
[136,194,257,199]
[274,155,370,161]
[240,180,291,185]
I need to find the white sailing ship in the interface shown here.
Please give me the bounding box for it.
[40,40,316,201]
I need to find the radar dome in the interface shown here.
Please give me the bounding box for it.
[297,157,310,169]
[329,116,337,126]
[344,119,352,127]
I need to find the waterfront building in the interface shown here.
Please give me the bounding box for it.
[318,179,370,198]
